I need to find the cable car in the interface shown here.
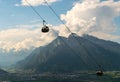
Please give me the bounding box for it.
[41,20,49,33]
[96,70,103,76]
[41,25,49,33]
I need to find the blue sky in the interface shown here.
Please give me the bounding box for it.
[0,0,76,29]
[0,0,120,67]
[0,0,120,29]
[0,0,120,52]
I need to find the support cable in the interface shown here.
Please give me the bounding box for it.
[43,0,72,33]
[25,0,45,21]
[44,0,103,71]
[25,0,103,73]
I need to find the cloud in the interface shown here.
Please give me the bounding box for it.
[2,0,120,52]
[60,0,120,40]
[0,24,56,52]
[53,24,71,37]
[16,0,59,6]
[89,31,120,40]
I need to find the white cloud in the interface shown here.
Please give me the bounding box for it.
[2,0,120,52]
[0,24,56,52]
[89,31,120,41]
[61,0,120,40]
[16,0,59,6]
[53,24,71,37]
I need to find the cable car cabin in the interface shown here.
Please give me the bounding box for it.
[96,71,103,76]
[41,25,49,33]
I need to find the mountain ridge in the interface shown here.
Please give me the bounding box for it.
[16,33,120,73]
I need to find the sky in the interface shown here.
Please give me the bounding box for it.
[0,0,120,52]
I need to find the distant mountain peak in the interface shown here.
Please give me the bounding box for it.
[16,33,120,73]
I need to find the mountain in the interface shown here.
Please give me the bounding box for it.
[0,68,8,75]
[0,48,33,67]
[16,33,120,73]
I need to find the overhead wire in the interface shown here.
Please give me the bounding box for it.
[43,0,103,71]
[43,0,72,33]
[49,27,95,71]
[25,0,45,21]
[72,34,103,70]
[25,0,103,73]
[24,0,93,70]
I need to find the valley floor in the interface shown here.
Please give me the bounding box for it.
[0,71,120,82]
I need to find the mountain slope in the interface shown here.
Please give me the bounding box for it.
[16,33,120,73]
[0,48,33,67]
[0,68,8,75]
[83,34,120,54]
